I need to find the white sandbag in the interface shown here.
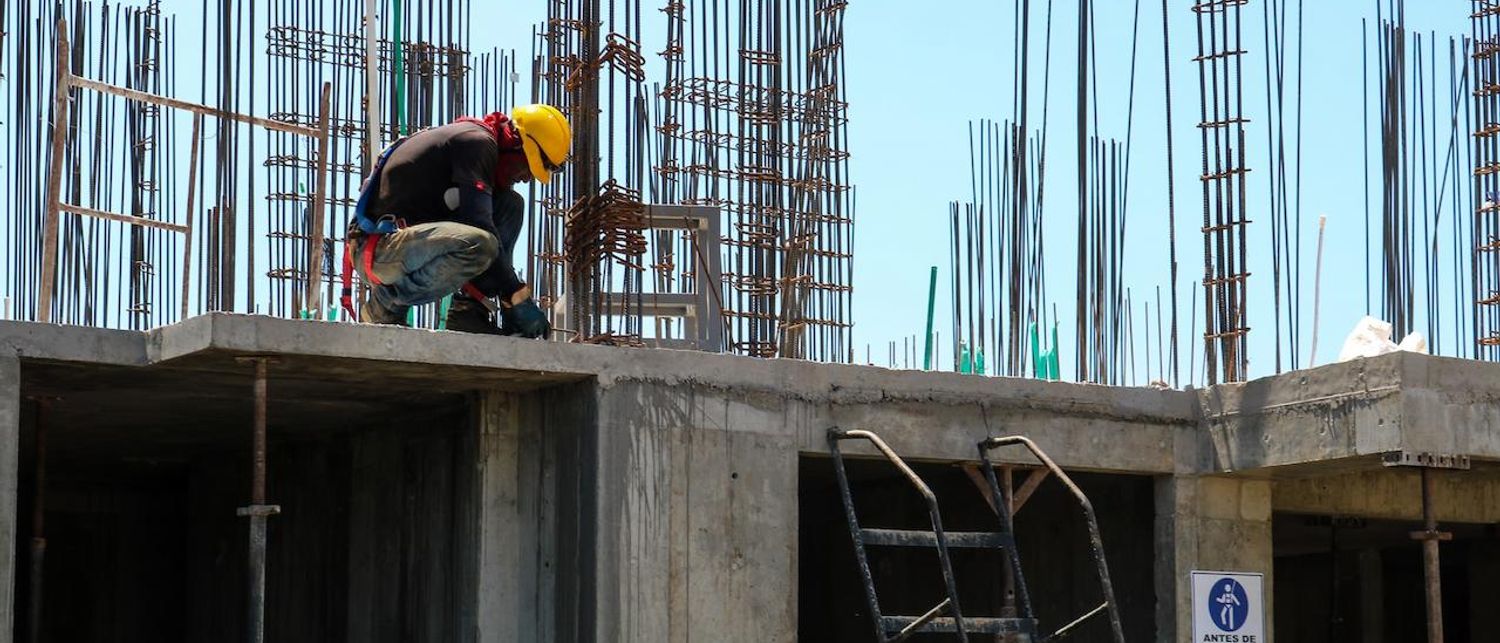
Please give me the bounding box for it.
[1337,316,1398,362]
[1397,332,1428,354]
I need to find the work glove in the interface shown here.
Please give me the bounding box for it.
[499,285,551,339]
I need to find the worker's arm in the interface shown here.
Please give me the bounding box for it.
[445,133,501,238]
[467,188,526,299]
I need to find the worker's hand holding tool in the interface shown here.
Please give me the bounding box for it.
[500,285,550,338]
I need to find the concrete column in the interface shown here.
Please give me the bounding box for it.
[1154,475,1273,643]
[0,353,16,643]
[591,381,798,642]
[470,391,548,643]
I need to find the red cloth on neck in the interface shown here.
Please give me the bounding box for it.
[455,112,527,189]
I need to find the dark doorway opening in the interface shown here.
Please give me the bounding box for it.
[13,362,475,643]
[1273,512,1500,643]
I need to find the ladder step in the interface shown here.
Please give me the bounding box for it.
[860,528,1012,548]
[882,615,1037,635]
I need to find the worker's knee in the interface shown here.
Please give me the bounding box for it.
[474,228,500,261]
[452,227,498,273]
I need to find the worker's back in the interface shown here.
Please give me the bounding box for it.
[370,121,499,231]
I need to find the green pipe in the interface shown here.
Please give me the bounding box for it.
[436,295,453,329]
[1029,322,1041,378]
[923,266,937,370]
[392,0,407,136]
[389,0,448,328]
[1048,322,1060,380]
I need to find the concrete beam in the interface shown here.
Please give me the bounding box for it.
[0,321,144,365]
[806,399,1180,473]
[1397,352,1500,458]
[1272,468,1500,523]
[1198,355,1405,472]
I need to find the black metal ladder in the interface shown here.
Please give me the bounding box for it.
[828,427,1040,642]
[977,435,1127,643]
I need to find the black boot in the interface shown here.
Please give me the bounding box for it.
[360,294,410,327]
[444,293,503,334]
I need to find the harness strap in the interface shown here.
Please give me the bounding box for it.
[342,135,410,320]
[341,233,387,319]
[340,129,501,321]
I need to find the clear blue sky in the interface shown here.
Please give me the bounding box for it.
[77,1,1483,383]
[838,1,1468,383]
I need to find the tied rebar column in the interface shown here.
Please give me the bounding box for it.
[1474,0,1500,354]
[1192,0,1253,384]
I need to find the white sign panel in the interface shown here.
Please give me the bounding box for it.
[1191,570,1265,643]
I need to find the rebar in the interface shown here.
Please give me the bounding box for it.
[534,0,858,358]
[1193,0,1253,384]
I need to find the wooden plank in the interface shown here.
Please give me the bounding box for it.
[346,431,402,643]
[38,19,71,323]
[68,74,320,137]
[1012,467,1050,513]
[180,114,202,321]
[961,463,1049,514]
[305,82,333,315]
[961,463,999,513]
[57,203,189,233]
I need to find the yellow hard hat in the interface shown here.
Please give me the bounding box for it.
[511,104,572,184]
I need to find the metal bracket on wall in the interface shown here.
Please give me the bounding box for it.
[1380,451,1471,470]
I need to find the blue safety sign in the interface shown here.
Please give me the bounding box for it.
[1191,571,1264,642]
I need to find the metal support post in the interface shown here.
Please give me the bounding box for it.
[1412,468,1450,643]
[1383,450,1466,643]
[26,397,55,643]
[236,357,280,643]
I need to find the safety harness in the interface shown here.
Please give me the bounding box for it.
[340,137,410,319]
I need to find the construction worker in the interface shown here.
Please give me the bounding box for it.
[342,104,570,337]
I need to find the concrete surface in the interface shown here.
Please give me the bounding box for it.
[1155,476,1274,643]
[4,314,1500,642]
[0,354,16,643]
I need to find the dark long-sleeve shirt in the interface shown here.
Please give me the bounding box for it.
[366,121,526,298]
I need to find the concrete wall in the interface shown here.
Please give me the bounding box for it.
[0,353,15,643]
[1155,476,1273,643]
[469,382,596,643]
[1197,356,1404,472]
[584,370,1188,642]
[590,380,799,642]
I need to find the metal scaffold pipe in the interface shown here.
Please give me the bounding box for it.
[236,357,281,643]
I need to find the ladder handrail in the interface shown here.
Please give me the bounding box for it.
[828,427,972,642]
[979,435,1127,643]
